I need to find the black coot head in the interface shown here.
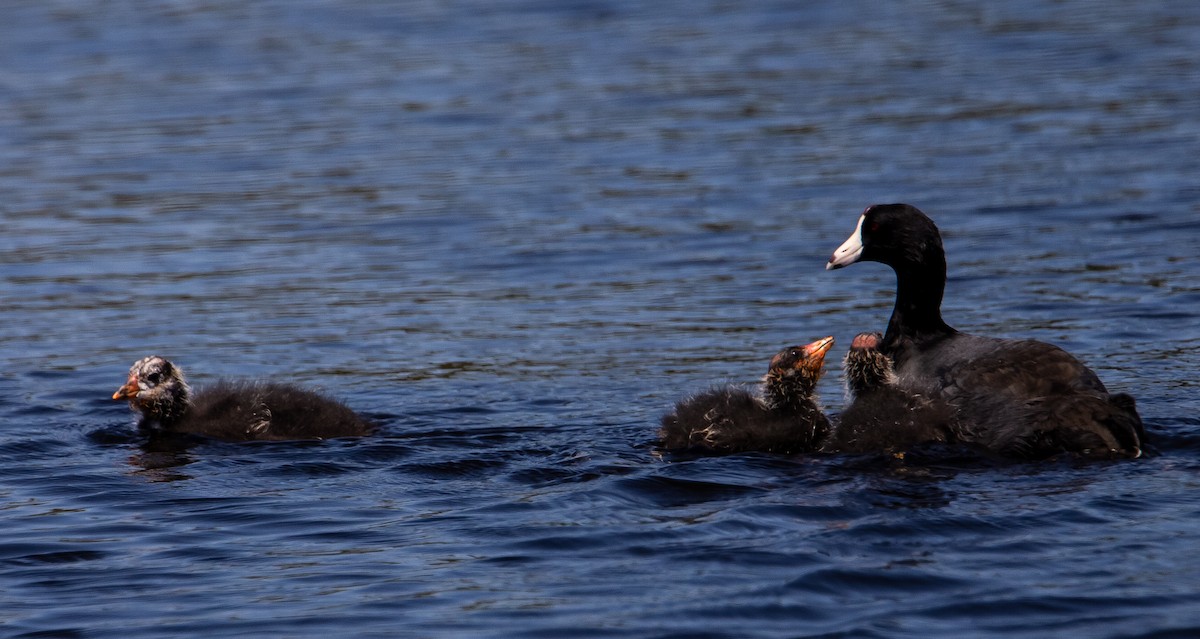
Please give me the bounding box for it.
[827,203,942,270]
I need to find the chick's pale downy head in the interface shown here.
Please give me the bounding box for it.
[112,356,191,424]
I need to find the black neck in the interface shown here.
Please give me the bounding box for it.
[883,254,955,347]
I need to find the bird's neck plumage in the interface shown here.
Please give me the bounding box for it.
[844,353,896,397]
[145,382,192,427]
[883,249,955,352]
[763,371,816,414]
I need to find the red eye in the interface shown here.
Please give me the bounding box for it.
[868,222,880,233]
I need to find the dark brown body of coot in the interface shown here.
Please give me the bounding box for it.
[823,332,958,454]
[658,337,834,455]
[113,356,374,441]
[827,204,1143,459]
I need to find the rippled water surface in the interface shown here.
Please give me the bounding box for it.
[3,1,1200,637]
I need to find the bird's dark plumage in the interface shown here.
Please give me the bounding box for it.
[827,204,1143,459]
[823,332,957,454]
[658,338,834,455]
[113,356,374,441]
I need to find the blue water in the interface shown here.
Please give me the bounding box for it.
[2,1,1200,637]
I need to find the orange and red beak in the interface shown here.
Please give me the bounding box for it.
[112,375,140,401]
[802,336,835,363]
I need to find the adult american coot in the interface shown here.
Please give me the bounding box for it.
[658,337,834,455]
[112,356,374,441]
[822,332,958,454]
[826,204,1143,459]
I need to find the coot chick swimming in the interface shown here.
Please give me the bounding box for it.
[658,337,834,455]
[112,356,374,441]
[826,203,1143,459]
[822,332,958,455]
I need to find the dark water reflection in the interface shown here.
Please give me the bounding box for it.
[2,1,1200,637]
